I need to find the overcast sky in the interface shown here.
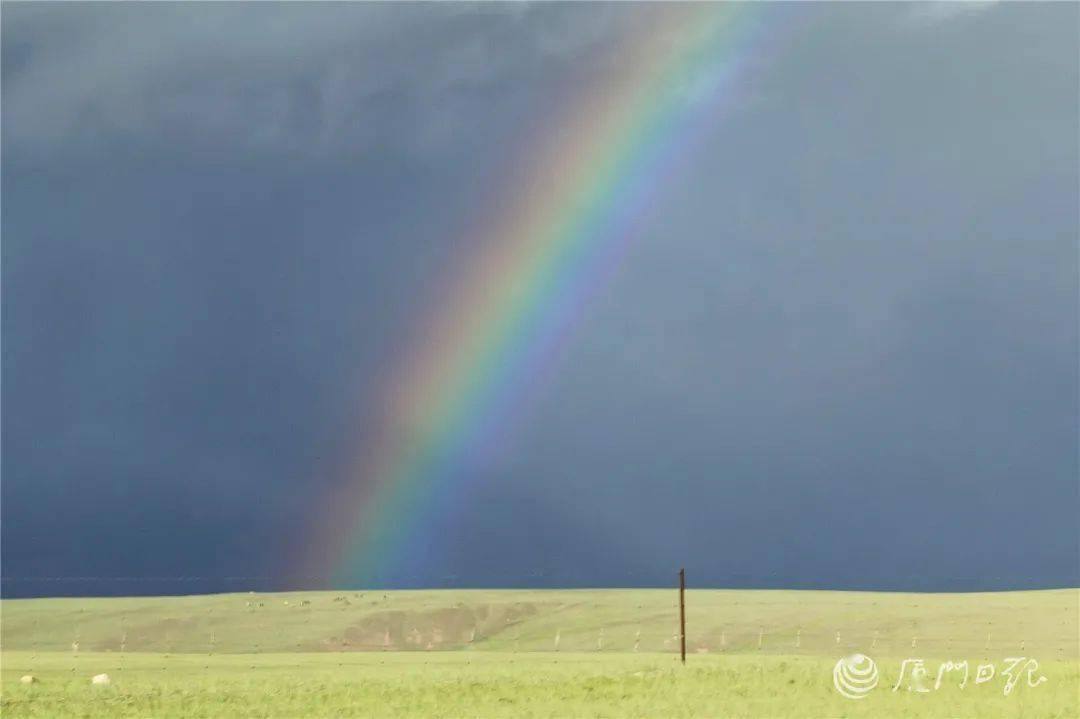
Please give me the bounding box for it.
[3,2,1077,597]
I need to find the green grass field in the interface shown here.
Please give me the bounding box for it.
[2,588,1077,717]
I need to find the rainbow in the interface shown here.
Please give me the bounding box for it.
[311,3,762,585]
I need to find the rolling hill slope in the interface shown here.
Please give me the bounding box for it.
[3,588,1076,658]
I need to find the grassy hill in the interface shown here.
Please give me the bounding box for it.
[2,589,1077,718]
[3,587,1076,657]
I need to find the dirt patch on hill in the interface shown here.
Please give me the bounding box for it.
[91,616,204,651]
[313,601,542,651]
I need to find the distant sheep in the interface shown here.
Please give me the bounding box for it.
[91,673,111,686]
[20,675,37,684]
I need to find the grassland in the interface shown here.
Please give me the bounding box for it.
[2,588,1077,717]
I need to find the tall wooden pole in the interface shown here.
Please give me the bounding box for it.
[679,568,686,664]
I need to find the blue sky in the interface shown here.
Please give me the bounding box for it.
[2,2,1077,596]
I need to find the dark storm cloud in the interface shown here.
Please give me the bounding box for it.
[1,2,644,159]
[2,2,1076,596]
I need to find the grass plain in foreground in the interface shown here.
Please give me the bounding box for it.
[2,651,1076,718]
[2,588,1076,717]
